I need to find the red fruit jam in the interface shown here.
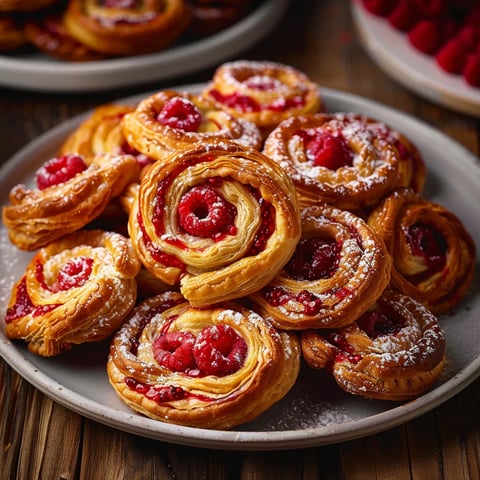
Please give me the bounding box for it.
[295,129,354,170]
[52,257,94,292]
[177,185,237,239]
[262,286,323,316]
[405,222,447,278]
[152,324,247,377]
[104,0,137,7]
[327,332,362,364]
[357,310,404,339]
[247,193,276,257]
[156,97,202,132]
[284,237,341,281]
[35,154,87,190]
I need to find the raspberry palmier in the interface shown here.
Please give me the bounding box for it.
[63,0,192,56]
[201,60,322,137]
[2,152,141,250]
[368,188,476,314]
[4,229,140,357]
[121,90,262,164]
[301,290,446,401]
[128,141,301,307]
[107,292,301,429]
[248,204,391,330]
[59,104,153,169]
[263,113,401,211]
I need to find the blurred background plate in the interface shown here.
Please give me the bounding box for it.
[351,0,480,117]
[0,0,289,93]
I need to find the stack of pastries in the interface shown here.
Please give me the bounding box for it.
[1,60,476,429]
[0,0,252,59]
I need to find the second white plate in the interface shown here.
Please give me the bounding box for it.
[351,0,480,117]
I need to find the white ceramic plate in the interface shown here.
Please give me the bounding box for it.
[0,0,288,93]
[0,86,479,451]
[351,0,480,117]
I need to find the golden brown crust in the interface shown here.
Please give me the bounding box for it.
[107,292,301,429]
[128,141,301,306]
[262,113,401,211]
[301,290,446,401]
[248,204,391,329]
[367,187,476,314]
[4,229,140,356]
[2,153,141,250]
[121,90,262,163]
[63,0,192,56]
[201,60,322,136]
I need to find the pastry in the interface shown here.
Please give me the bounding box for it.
[121,89,262,163]
[186,0,251,36]
[128,141,301,306]
[301,289,446,401]
[2,152,141,250]
[24,9,106,61]
[63,0,193,56]
[0,0,60,11]
[107,292,301,429]
[262,113,401,211]
[367,187,476,314]
[59,104,153,168]
[248,204,391,330]
[201,60,322,137]
[4,229,140,356]
[0,13,28,51]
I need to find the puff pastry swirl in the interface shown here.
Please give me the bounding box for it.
[249,204,391,330]
[2,153,141,250]
[262,113,401,210]
[121,90,262,164]
[367,187,476,314]
[107,292,301,429]
[301,290,446,401]
[128,141,301,306]
[4,229,140,356]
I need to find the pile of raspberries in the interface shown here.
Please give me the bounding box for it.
[361,0,480,87]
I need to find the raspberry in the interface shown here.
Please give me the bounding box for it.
[157,97,202,132]
[388,0,420,31]
[463,52,480,86]
[408,19,443,54]
[152,331,197,372]
[436,38,469,73]
[177,185,237,239]
[457,24,480,51]
[53,257,94,291]
[361,0,396,16]
[413,0,448,17]
[296,129,354,170]
[193,325,247,376]
[35,154,87,190]
[357,311,404,338]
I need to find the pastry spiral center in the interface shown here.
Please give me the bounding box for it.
[406,222,447,273]
[356,310,404,339]
[157,97,202,132]
[177,185,237,239]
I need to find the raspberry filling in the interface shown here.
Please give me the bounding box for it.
[243,75,284,91]
[152,324,248,377]
[356,310,404,339]
[263,287,324,316]
[295,129,354,169]
[177,185,237,239]
[35,154,87,190]
[103,0,137,7]
[284,237,341,281]
[156,97,202,132]
[52,257,94,291]
[4,276,59,323]
[405,222,447,278]
[327,332,362,364]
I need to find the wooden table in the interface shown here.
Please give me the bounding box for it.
[1,1,479,478]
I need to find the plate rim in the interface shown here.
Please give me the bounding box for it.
[0,85,479,451]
